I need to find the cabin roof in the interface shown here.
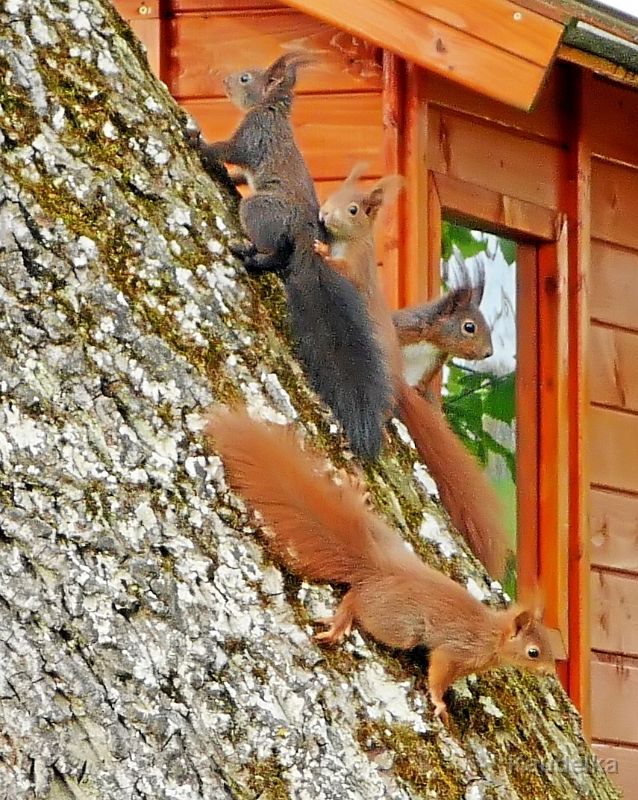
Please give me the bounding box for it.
[281,0,638,110]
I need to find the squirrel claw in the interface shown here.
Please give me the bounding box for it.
[228,240,257,260]
[314,616,352,644]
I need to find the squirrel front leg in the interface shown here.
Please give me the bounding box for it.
[313,240,361,286]
[314,590,357,644]
[427,647,464,725]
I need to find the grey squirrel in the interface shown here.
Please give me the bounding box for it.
[190,54,392,460]
[315,164,507,578]
[206,408,555,725]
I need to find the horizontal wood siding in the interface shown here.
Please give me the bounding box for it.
[589,96,638,761]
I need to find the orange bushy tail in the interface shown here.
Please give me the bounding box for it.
[397,383,508,578]
[205,408,385,585]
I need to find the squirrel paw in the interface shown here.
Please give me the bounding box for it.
[432,700,450,726]
[229,240,258,260]
[314,616,352,644]
[313,239,330,258]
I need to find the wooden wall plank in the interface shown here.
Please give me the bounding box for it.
[589,324,638,414]
[394,0,562,68]
[591,570,638,657]
[428,108,562,210]
[170,0,281,10]
[282,0,548,109]
[588,75,638,166]
[182,93,384,179]
[167,12,381,98]
[426,66,566,145]
[589,405,638,495]
[115,0,160,18]
[591,656,638,744]
[590,488,638,573]
[130,18,162,76]
[591,158,638,250]
[433,173,559,241]
[590,240,638,332]
[592,743,638,799]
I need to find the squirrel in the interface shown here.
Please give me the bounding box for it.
[189,54,392,461]
[393,283,493,398]
[315,164,507,578]
[205,407,555,725]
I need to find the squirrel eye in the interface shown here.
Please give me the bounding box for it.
[239,73,251,84]
[462,320,476,335]
[527,646,540,659]
[348,203,359,216]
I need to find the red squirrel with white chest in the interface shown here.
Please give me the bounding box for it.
[189,56,392,461]
[206,408,555,725]
[315,164,507,578]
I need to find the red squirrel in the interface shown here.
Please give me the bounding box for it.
[206,408,555,725]
[393,283,492,398]
[189,55,392,460]
[315,164,507,578]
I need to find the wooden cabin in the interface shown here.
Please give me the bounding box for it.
[113,0,638,792]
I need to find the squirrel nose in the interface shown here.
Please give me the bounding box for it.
[484,346,493,358]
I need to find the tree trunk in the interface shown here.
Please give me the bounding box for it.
[0,2,620,798]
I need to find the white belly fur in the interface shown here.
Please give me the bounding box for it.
[401,341,442,386]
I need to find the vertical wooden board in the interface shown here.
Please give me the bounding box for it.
[381,51,403,310]
[114,0,160,17]
[587,74,638,166]
[166,11,382,98]
[181,93,384,179]
[589,324,638,413]
[592,743,638,799]
[591,158,638,250]
[589,487,638,573]
[516,244,540,594]
[590,240,638,332]
[428,108,562,210]
[591,570,638,657]
[591,656,638,744]
[589,406,638,495]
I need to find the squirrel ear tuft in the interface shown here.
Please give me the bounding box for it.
[362,175,405,220]
[510,608,534,637]
[265,51,315,90]
[345,161,370,185]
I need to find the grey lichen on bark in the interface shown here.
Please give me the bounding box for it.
[0,1,620,798]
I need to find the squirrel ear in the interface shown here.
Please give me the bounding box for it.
[345,161,370,185]
[510,608,534,637]
[265,51,314,89]
[362,175,405,220]
[444,286,473,314]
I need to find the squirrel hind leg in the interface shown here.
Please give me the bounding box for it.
[314,592,357,645]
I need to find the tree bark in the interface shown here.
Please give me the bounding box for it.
[0,2,620,798]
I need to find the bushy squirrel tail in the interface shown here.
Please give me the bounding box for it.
[206,408,385,584]
[284,239,393,461]
[397,382,508,578]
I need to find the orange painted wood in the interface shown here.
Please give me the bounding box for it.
[591,655,638,744]
[433,173,559,241]
[589,324,638,414]
[114,0,160,18]
[428,108,562,210]
[516,244,540,598]
[591,158,638,250]
[537,224,570,648]
[400,64,429,306]
[591,570,638,657]
[590,240,638,332]
[592,743,638,798]
[281,0,549,109]
[167,12,382,99]
[589,406,638,495]
[590,488,638,573]
[564,67,591,731]
[130,18,162,76]
[181,93,384,179]
[394,0,562,68]
[587,76,638,166]
[425,66,567,146]
[381,51,403,310]
[171,0,281,10]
